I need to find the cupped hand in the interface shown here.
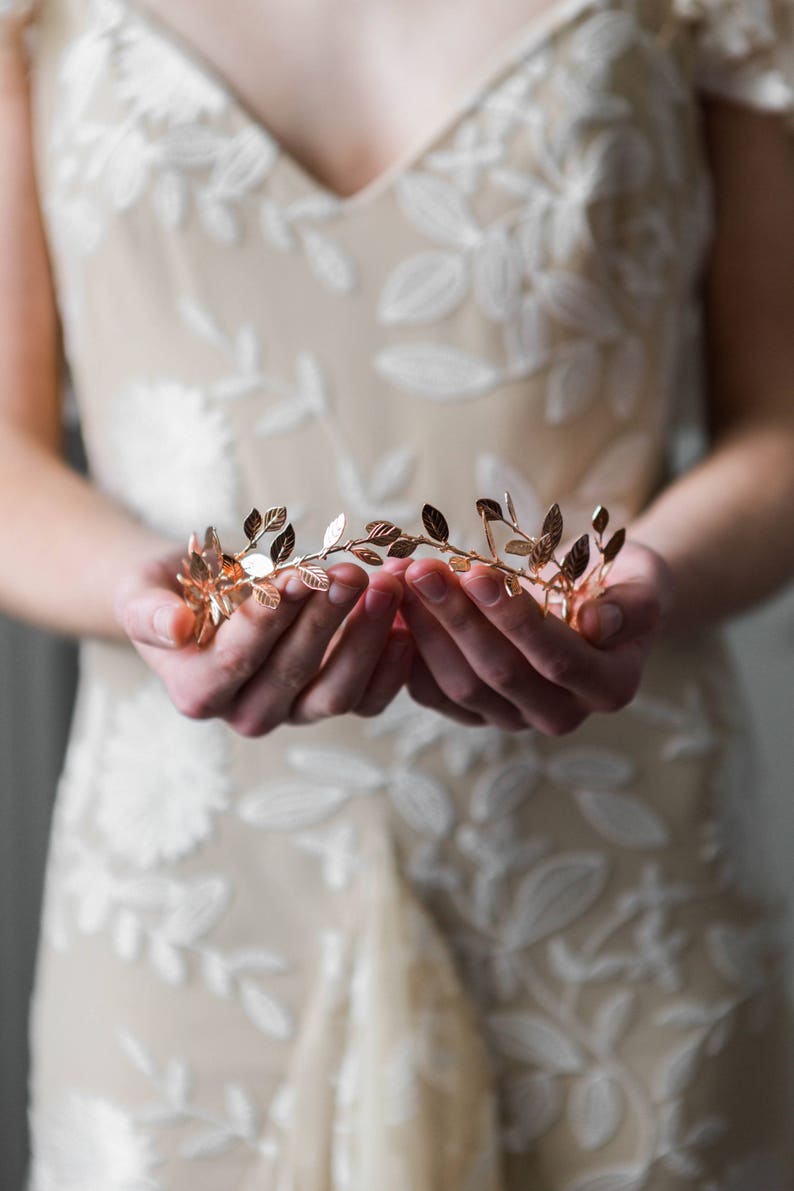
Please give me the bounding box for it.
[114,550,412,735]
[395,540,673,735]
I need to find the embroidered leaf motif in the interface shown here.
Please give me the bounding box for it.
[535,272,622,340]
[547,342,601,425]
[149,936,187,985]
[238,783,350,830]
[488,1012,585,1073]
[260,197,296,250]
[368,445,416,502]
[564,1166,646,1191]
[569,10,637,61]
[378,251,468,325]
[286,746,385,789]
[301,228,358,294]
[374,343,501,399]
[593,990,636,1052]
[224,1083,258,1138]
[389,767,455,839]
[161,877,231,946]
[575,790,670,850]
[180,1128,235,1159]
[503,1071,563,1150]
[546,748,636,791]
[504,853,609,949]
[569,1071,624,1151]
[397,171,480,248]
[471,759,541,822]
[198,196,240,245]
[209,126,276,198]
[473,228,521,322]
[653,1035,703,1101]
[240,980,294,1040]
[118,1030,158,1079]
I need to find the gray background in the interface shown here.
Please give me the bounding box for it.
[1,574,792,1191]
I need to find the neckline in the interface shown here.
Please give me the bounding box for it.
[120,0,608,210]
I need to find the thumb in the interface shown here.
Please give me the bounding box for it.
[115,583,196,649]
[577,582,668,649]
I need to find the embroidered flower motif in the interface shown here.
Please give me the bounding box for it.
[105,379,240,538]
[97,684,232,868]
[31,1091,159,1191]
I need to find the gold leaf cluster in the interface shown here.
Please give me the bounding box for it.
[178,497,625,645]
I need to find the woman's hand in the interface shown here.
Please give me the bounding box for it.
[114,551,412,735]
[395,540,673,735]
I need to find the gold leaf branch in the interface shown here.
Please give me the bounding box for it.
[178,497,626,645]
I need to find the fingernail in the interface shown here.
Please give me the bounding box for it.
[464,574,501,607]
[364,587,395,618]
[596,603,623,642]
[328,579,362,607]
[153,607,174,645]
[284,577,307,600]
[411,571,447,604]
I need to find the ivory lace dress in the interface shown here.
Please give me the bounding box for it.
[24,1,794,1188]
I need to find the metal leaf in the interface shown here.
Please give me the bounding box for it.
[505,538,534,556]
[387,537,419,558]
[529,533,555,571]
[351,547,384,567]
[365,521,402,546]
[562,534,591,581]
[602,527,625,563]
[476,497,504,522]
[252,581,280,609]
[483,516,497,558]
[322,512,346,550]
[296,565,330,590]
[203,526,221,554]
[270,524,296,566]
[262,505,288,533]
[422,503,450,542]
[504,574,522,597]
[592,505,609,535]
[505,490,518,525]
[449,556,471,572]
[542,503,564,550]
[190,552,210,583]
[243,508,263,543]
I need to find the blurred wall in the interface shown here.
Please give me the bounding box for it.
[0,618,76,1191]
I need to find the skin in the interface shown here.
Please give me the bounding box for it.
[2,4,794,737]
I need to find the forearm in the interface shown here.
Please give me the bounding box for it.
[630,419,794,636]
[0,428,177,638]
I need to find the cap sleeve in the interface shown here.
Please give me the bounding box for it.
[675,0,794,116]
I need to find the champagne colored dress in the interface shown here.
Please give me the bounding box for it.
[24,1,794,1187]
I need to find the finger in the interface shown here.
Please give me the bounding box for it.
[141,573,312,718]
[224,563,368,735]
[401,574,526,730]
[117,584,197,649]
[354,628,414,718]
[405,560,586,732]
[407,652,485,726]
[576,582,666,648]
[288,573,404,723]
[458,564,639,711]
